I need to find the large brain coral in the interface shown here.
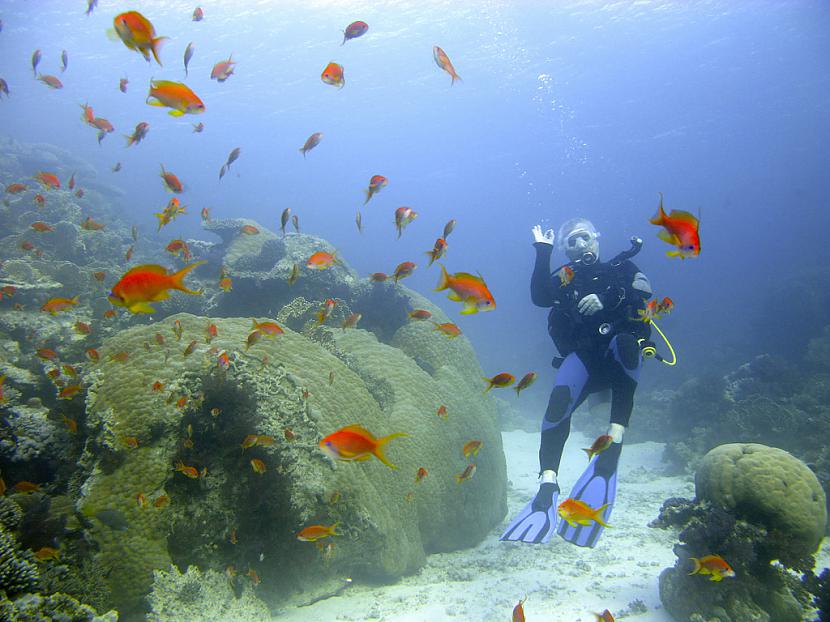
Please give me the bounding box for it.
[695,443,826,560]
[77,310,506,614]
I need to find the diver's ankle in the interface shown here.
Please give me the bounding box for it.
[607,423,625,444]
[540,469,557,484]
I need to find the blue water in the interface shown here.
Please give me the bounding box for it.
[2,0,829,416]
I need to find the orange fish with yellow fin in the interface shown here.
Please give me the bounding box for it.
[108,261,205,314]
[319,424,407,469]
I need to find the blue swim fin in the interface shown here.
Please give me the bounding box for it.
[556,441,621,548]
[500,483,559,544]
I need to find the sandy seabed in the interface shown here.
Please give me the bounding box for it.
[273,429,830,622]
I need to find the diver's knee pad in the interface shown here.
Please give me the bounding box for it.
[614,333,641,371]
[544,385,572,424]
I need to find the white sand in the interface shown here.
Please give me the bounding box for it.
[274,429,703,621]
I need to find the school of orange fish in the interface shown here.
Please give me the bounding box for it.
[0,4,717,618]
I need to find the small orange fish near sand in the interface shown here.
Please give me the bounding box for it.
[557,497,610,529]
[583,434,613,461]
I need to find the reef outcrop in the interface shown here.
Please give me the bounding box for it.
[655,443,826,622]
[76,310,506,613]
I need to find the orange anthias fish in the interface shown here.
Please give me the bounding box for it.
[393,261,416,284]
[113,11,167,65]
[432,322,462,338]
[583,434,613,460]
[637,296,675,323]
[558,265,575,287]
[319,424,408,469]
[462,440,482,459]
[38,74,63,89]
[426,238,448,267]
[160,165,183,193]
[364,175,387,204]
[394,206,417,238]
[211,54,235,82]
[512,597,527,622]
[146,80,205,116]
[688,554,735,582]
[454,463,476,483]
[35,172,61,189]
[321,62,345,88]
[415,467,428,482]
[483,372,515,392]
[316,298,337,325]
[297,522,339,542]
[306,251,337,270]
[41,296,79,315]
[593,610,616,622]
[435,265,496,315]
[433,46,461,84]
[649,192,701,259]
[299,132,323,158]
[108,261,205,314]
[557,497,610,528]
[514,372,537,396]
[126,121,149,147]
[342,21,369,45]
[251,319,284,337]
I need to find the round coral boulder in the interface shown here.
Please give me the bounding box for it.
[696,443,827,557]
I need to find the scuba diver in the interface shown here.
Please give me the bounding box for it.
[501,218,652,547]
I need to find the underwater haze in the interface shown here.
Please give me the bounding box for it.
[1,0,830,620]
[2,0,829,394]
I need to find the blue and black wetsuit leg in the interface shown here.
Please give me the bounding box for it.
[533,351,590,509]
[607,333,642,428]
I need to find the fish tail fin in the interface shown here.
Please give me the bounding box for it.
[341,32,347,46]
[593,504,611,527]
[514,385,521,396]
[582,448,594,459]
[434,264,450,292]
[482,377,493,393]
[688,557,701,575]
[649,192,666,225]
[451,72,462,85]
[330,521,340,536]
[151,36,168,66]
[374,432,408,469]
[363,188,372,204]
[170,260,206,294]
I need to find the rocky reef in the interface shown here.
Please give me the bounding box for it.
[630,328,830,525]
[655,443,827,622]
[1,141,507,618]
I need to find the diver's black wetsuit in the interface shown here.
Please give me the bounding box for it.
[530,242,651,474]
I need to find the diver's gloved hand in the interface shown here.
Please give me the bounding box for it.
[531,482,560,512]
[577,293,603,316]
[532,224,555,246]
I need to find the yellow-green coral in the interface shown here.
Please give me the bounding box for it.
[696,443,827,557]
[79,310,506,613]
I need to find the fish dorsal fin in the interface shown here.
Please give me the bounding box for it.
[124,264,169,277]
[667,209,699,228]
[341,424,373,438]
[454,271,485,284]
